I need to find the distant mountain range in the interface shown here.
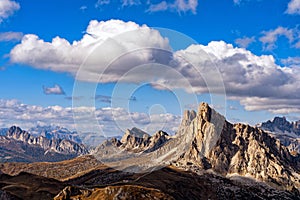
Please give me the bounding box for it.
[1,103,300,199]
[260,116,300,135]
[0,126,88,162]
[28,125,82,144]
[259,117,300,155]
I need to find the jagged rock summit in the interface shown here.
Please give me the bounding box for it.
[0,126,89,162]
[94,102,300,191]
[175,102,300,191]
[260,117,300,135]
[259,117,300,154]
[7,126,88,155]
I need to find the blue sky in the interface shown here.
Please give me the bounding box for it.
[0,0,300,140]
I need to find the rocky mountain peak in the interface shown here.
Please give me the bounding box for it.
[120,127,150,144]
[174,103,300,191]
[4,126,88,156]
[198,102,212,122]
[259,117,300,155]
[260,116,300,135]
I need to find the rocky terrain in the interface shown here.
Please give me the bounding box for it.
[1,102,300,199]
[28,125,82,144]
[260,117,300,135]
[173,103,300,191]
[54,185,175,200]
[259,117,300,154]
[0,126,88,162]
[0,155,101,181]
[95,102,300,191]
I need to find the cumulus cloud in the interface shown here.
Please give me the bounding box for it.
[148,0,198,13]
[286,0,300,15]
[172,41,300,114]
[0,99,181,145]
[0,32,23,42]
[0,0,20,23]
[43,84,65,95]
[281,56,300,66]
[259,26,299,50]
[235,36,255,48]
[10,19,171,81]
[9,19,300,115]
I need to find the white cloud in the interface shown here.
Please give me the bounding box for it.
[259,26,299,50]
[286,0,300,15]
[148,1,168,12]
[148,0,198,14]
[9,20,300,115]
[95,0,110,8]
[0,0,20,23]
[0,32,23,42]
[121,0,141,7]
[10,19,170,81]
[80,5,87,11]
[239,97,300,114]
[43,84,65,95]
[235,36,255,48]
[281,56,300,66]
[172,41,300,114]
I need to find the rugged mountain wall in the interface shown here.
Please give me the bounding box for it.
[0,126,89,162]
[259,117,300,154]
[6,126,88,155]
[175,102,300,191]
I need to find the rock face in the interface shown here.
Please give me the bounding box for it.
[6,126,88,155]
[175,102,300,191]
[103,127,170,153]
[54,185,175,200]
[95,102,300,191]
[28,125,82,144]
[260,117,300,135]
[0,126,89,162]
[259,117,300,154]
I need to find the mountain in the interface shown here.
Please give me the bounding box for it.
[0,126,89,162]
[0,172,65,200]
[95,102,300,192]
[54,185,175,200]
[28,125,82,144]
[1,155,101,181]
[259,117,300,154]
[118,127,170,153]
[2,157,299,200]
[1,102,300,199]
[260,117,300,135]
[174,103,300,191]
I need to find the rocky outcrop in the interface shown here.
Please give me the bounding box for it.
[175,102,300,191]
[0,126,89,162]
[105,127,170,153]
[28,125,82,143]
[6,126,88,155]
[260,117,300,135]
[259,117,300,154]
[54,185,175,200]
